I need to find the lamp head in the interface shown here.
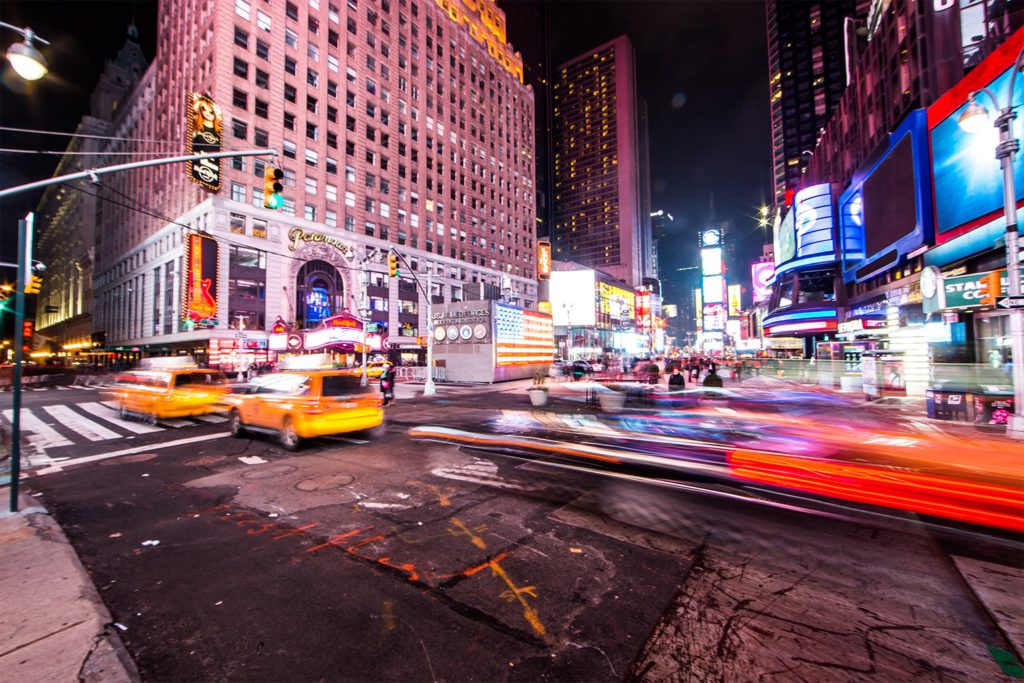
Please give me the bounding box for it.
[958,97,991,134]
[6,39,47,81]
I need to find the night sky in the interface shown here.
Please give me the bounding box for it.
[1,0,771,292]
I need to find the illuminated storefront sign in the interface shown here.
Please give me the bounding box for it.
[183,233,219,328]
[495,305,553,366]
[303,313,365,350]
[775,184,836,280]
[762,308,839,336]
[751,262,775,303]
[186,92,223,191]
[922,267,1016,312]
[537,240,552,280]
[728,284,742,317]
[287,228,355,258]
[703,303,726,331]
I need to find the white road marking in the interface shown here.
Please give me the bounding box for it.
[158,419,194,428]
[2,409,73,451]
[34,433,232,474]
[192,414,228,424]
[42,405,120,442]
[56,386,71,391]
[77,402,162,434]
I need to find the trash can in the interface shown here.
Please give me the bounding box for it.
[925,381,970,421]
[970,387,1014,426]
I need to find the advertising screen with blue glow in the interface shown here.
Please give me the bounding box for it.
[840,110,933,283]
[774,184,836,279]
[702,275,724,304]
[931,66,1024,240]
[305,286,332,325]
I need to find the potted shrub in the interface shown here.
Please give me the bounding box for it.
[527,369,549,407]
[598,383,627,413]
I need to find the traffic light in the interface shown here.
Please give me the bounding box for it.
[24,275,43,295]
[979,270,1003,307]
[388,252,400,277]
[263,165,284,209]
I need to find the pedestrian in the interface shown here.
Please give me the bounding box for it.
[702,367,723,388]
[380,363,396,406]
[668,367,686,391]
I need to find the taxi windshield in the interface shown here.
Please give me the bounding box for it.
[252,374,311,395]
[173,371,226,387]
[322,374,371,396]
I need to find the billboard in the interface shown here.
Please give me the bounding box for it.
[636,291,652,332]
[550,270,596,326]
[840,110,933,283]
[702,275,724,303]
[183,233,219,327]
[695,288,703,330]
[703,303,726,331]
[727,284,742,317]
[537,240,552,280]
[751,262,775,303]
[597,281,635,323]
[701,247,723,276]
[186,92,223,191]
[774,183,835,279]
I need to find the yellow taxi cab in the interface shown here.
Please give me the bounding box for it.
[366,360,390,378]
[103,359,229,423]
[224,368,383,450]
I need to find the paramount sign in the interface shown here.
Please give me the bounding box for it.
[288,228,354,258]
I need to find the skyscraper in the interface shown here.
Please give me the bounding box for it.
[766,0,867,205]
[80,0,536,365]
[551,34,652,288]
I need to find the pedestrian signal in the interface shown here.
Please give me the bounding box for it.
[263,165,284,209]
[25,275,43,294]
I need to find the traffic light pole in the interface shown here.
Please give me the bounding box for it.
[8,213,31,512]
[387,249,436,396]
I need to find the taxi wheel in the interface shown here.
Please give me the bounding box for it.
[228,409,246,438]
[280,417,301,451]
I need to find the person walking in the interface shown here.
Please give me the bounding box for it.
[702,367,723,387]
[668,367,686,391]
[380,363,397,406]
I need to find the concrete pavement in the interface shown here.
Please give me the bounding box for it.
[0,493,138,683]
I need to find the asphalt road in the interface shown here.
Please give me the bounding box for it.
[12,387,1022,681]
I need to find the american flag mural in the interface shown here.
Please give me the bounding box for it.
[494,304,554,366]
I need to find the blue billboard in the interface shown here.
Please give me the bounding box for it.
[839,109,933,284]
[931,66,1024,241]
[774,183,836,280]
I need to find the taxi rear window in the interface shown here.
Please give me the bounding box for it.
[173,372,226,387]
[322,374,371,396]
[113,372,170,389]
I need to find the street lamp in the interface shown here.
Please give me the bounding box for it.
[0,23,49,81]
[957,45,1024,438]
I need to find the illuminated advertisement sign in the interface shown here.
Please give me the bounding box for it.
[702,275,724,304]
[929,32,1024,247]
[550,270,596,326]
[701,247,723,276]
[287,228,354,258]
[762,308,838,336]
[695,288,703,330]
[186,92,223,191]
[703,303,726,331]
[183,233,219,328]
[636,291,652,332]
[728,284,742,317]
[774,183,835,279]
[495,304,553,366]
[304,313,365,350]
[537,240,552,280]
[597,282,635,323]
[840,110,933,284]
[699,228,721,247]
[751,262,775,303]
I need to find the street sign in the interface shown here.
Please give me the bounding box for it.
[997,296,1024,309]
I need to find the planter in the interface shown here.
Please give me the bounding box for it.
[527,388,549,407]
[598,390,626,413]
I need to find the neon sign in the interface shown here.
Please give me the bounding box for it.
[183,233,219,328]
[186,92,223,191]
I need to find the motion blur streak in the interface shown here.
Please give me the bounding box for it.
[729,450,1024,532]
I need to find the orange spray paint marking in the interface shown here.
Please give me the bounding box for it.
[272,522,320,541]
[408,480,452,506]
[448,517,488,549]
[489,559,547,639]
[305,527,370,553]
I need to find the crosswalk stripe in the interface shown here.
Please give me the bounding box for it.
[158,419,194,428]
[192,415,228,423]
[42,405,121,442]
[56,386,71,391]
[78,402,162,434]
[2,409,73,450]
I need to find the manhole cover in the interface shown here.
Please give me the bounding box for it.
[241,464,298,480]
[294,473,355,491]
[185,455,228,467]
[101,453,157,465]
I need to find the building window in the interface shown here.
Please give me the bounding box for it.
[252,218,268,238]
[345,216,355,232]
[256,39,269,60]
[345,191,356,207]
[283,140,297,158]
[230,212,246,234]
[285,57,297,75]
[305,149,318,167]
[255,99,269,118]
[234,26,249,48]
[365,221,375,236]
[325,209,337,227]
[398,300,418,315]
[253,128,269,147]
[231,182,246,202]
[306,122,318,140]
[325,184,337,202]
[256,10,272,31]
[255,69,269,89]
[282,198,296,215]
[235,0,251,20]
[232,156,245,172]
[285,29,298,49]
[305,176,318,194]
[228,245,267,331]
[286,2,299,20]
[284,84,297,103]
[305,204,317,221]
[251,186,264,207]
[233,57,249,78]
[283,112,295,130]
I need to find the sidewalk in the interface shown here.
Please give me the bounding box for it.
[0,492,138,683]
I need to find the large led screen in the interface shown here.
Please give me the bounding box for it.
[774,208,796,267]
[931,66,1024,238]
[549,270,596,326]
[702,275,724,304]
[751,262,775,303]
[701,248,723,276]
[863,136,918,256]
[794,184,835,258]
